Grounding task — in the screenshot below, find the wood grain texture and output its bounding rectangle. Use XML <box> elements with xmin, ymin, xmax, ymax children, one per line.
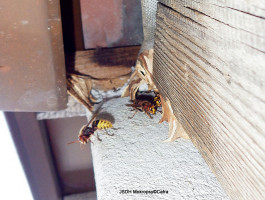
<box><xmin>153</xmin><ymin>2</ymin><xmax>265</xmax><ymax>199</ymax></box>
<box><xmin>67</xmin><ymin>46</ymin><xmax>140</xmax><ymax>79</ymax></box>
<box><xmin>66</xmin><ymin>46</ymin><xmax>140</xmax><ymax>91</ymax></box>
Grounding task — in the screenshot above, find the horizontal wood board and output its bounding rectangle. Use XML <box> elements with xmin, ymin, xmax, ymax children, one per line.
<box><xmin>153</xmin><ymin>2</ymin><xmax>265</xmax><ymax>199</ymax></box>
<box><xmin>67</xmin><ymin>46</ymin><xmax>140</xmax><ymax>79</ymax></box>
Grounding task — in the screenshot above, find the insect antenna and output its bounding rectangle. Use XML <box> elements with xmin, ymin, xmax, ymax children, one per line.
<box><xmin>67</xmin><ymin>140</ymin><xmax>80</xmax><ymax>145</ymax></box>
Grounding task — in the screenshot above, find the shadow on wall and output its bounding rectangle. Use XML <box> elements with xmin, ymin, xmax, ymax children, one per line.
<box><xmin>62</xmin><ymin>168</ymin><xmax>96</xmax><ymax>195</ymax></box>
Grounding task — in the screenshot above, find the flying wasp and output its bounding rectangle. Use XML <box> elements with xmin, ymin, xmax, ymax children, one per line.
<box><xmin>68</xmin><ymin>108</ymin><xmax>114</xmax><ymax>145</ymax></box>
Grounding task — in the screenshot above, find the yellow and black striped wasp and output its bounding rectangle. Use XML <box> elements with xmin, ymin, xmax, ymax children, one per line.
<box><xmin>153</xmin><ymin>92</ymin><xmax>161</xmax><ymax>107</ymax></box>
<box><xmin>126</xmin><ymin>91</ymin><xmax>162</xmax><ymax>119</ymax></box>
<box><xmin>68</xmin><ymin>107</ymin><xmax>114</xmax><ymax>145</ymax></box>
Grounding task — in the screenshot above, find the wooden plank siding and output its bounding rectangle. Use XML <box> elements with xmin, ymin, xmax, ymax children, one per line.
<box><xmin>71</xmin><ymin>46</ymin><xmax>140</xmax><ymax>79</ymax></box>
<box><xmin>66</xmin><ymin>46</ymin><xmax>140</xmax><ymax>91</ymax></box>
<box><xmin>153</xmin><ymin>1</ymin><xmax>265</xmax><ymax>199</ymax></box>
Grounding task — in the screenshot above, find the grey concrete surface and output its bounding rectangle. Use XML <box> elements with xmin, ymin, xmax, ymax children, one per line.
<box><xmin>88</xmin><ymin>97</ymin><xmax>229</xmax><ymax>200</ymax></box>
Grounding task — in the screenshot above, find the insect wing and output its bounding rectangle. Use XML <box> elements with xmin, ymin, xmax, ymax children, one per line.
<box><xmin>85</xmin><ymin>102</ymin><xmax>103</xmax><ymax>128</ymax></box>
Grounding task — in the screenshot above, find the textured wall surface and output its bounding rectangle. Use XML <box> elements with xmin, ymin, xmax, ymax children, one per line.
<box><xmin>89</xmin><ymin>97</ymin><xmax>228</xmax><ymax>200</ymax></box>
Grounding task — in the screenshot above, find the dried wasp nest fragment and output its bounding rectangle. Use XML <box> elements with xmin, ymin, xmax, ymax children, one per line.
<box><xmin>67</xmin><ymin>72</ymin><xmax>131</xmax><ymax>112</ymax></box>
<box><xmin>159</xmin><ymin>96</ymin><xmax>189</xmax><ymax>141</ymax></box>
<box><xmin>67</xmin><ymin>47</ymin><xmax>136</xmax><ymax>112</ymax></box>
<box><xmin>122</xmin><ymin>49</ymin><xmax>189</xmax><ymax>141</ymax></box>
<box><xmin>67</xmin><ymin>74</ymin><xmax>98</xmax><ymax>111</ymax></box>
<box><xmin>122</xmin><ymin>49</ymin><xmax>157</xmax><ymax>100</ymax></box>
